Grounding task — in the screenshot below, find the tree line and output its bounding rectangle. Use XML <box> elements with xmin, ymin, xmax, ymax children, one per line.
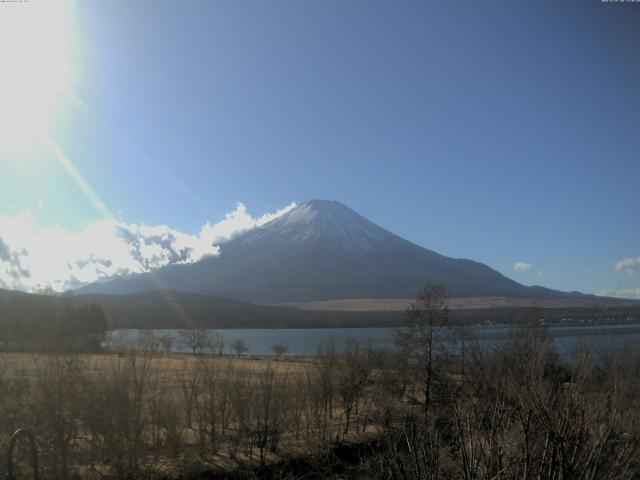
<box><xmin>0</xmin><ymin>294</ymin><xmax>107</xmax><ymax>352</ymax></box>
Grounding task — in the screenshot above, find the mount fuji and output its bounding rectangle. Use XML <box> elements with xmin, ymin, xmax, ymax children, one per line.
<box><xmin>77</xmin><ymin>200</ymin><xmax>583</xmax><ymax>303</ymax></box>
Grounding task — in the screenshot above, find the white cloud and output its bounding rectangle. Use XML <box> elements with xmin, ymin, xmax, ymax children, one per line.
<box><xmin>597</xmin><ymin>288</ymin><xmax>640</xmax><ymax>300</ymax></box>
<box><xmin>615</xmin><ymin>257</ymin><xmax>640</xmax><ymax>276</ymax></box>
<box><xmin>199</xmin><ymin>202</ymin><xmax>295</xmax><ymax>246</ymax></box>
<box><xmin>514</xmin><ymin>262</ymin><xmax>533</xmax><ymax>272</ymax></box>
<box><xmin>255</xmin><ymin>203</ymin><xmax>297</xmax><ymax>227</ymax></box>
<box><xmin>0</xmin><ymin>202</ymin><xmax>295</xmax><ymax>293</ymax></box>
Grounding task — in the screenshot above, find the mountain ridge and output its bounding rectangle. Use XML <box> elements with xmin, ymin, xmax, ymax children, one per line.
<box><xmin>77</xmin><ymin>200</ymin><xmax>593</xmax><ymax>302</ymax></box>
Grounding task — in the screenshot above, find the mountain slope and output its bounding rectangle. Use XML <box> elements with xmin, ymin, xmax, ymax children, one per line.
<box><xmin>72</xmin><ymin>290</ymin><xmax>404</xmax><ymax>328</ymax></box>
<box><xmin>4</xmin><ymin>288</ymin><xmax>637</xmax><ymax>330</ymax></box>
<box><xmin>78</xmin><ymin>200</ymin><xmax>579</xmax><ymax>302</ymax></box>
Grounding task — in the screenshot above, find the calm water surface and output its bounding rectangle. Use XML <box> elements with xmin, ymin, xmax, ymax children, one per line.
<box><xmin>107</xmin><ymin>323</ymin><xmax>640</xmax><ymax>356</ymax></box>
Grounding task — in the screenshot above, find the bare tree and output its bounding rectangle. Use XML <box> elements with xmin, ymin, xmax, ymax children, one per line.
<box><xmin>159</xmin><ymin>334</ymin><xmax>173</xmax><ymax>356</ymax></box>
<box><xmin>230</xmin><ymin>338</ymin><xmax>249</xmax><ymax>358</ymax></box>
<box><xmin>106</xmin><ymin>330</ymin><xmax>132</xmax><ymax>354</ymax></box>
<box><xmin>179</xmin><ymin>328</ymin><xmax>210</xmax><ymax>355</ymax></box>
<box><xmin>192</xmin><ymin>356</ymin><xmax>221</xmax><ymax>456</ymax></box>
<box><xmin>395</xmin><ymin>283</ymin><xmax>448</xmax><ymax>414</ymax></box>
<box><xmin>252</xmin><ymin>364</ymin><xmax>287</xmax><ymax>464</ymax></box>
<box><xmin>210</xmin><ymin>331</ymin><xmax>227</xmax><ymax>356</ymax></box>
<box><xmin>271</xmin><ymin>343</ymin><xmax>288</xmax><ymax>357</ymax></box>
<box><xmin>31</xmin><ymin>355</ymin><xmax>86</xmax><ymax>480</ymax></box>
<box><xmin>138</xmin><ymin>330</ymin><xmax>161</xmax><ymax>352</ymax></box>
<box><xmin>336</xmin><ymin>339</ymin><xmax>372</xmax><ymax>433</ymax></box>
<box><xmin>313</xmin><ymin>342</ymin><xmax>338</xmax><ymax>442</ymax></box>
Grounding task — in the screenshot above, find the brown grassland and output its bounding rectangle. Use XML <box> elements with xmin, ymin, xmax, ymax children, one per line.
<box><xmin>269</xmin><ymin>296</ymin><xmax>638</xmax><ymax>312</ymax></box>
<box><xmin>1</xmin><ymin>286</ymin><xmax>640</xmax><ymax>479</ymax></box>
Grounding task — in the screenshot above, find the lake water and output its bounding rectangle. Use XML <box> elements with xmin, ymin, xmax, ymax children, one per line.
<box><xmin>107</xmin><ymin>323</ymin><xmax>640</xmax><ymax>356</ymax></box>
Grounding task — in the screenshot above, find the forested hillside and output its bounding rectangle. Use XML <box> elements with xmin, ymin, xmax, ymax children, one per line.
<box><xmin>0</xmin><ymin>290</ymin><xmax>107</xmax><ymax>351</ymax></box>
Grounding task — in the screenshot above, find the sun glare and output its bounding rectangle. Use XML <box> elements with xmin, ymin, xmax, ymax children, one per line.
<box><xmin>0</xmin><ymin>0</ymin><xmax>75</xmax><ymax>157</ymax></box>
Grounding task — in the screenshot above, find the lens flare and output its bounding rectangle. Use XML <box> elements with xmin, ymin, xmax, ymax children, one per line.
<box><xmin>0</xmin><ymin>0</ymin><xmax>76</xmax><ymax>157</ymax></box>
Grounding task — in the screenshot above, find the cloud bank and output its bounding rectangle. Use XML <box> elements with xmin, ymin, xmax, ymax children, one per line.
<box><xmin>0</xmin><ymin>202</ymin><xmax>295</xmax><ymax>293</ymax></box>
<box><xmin>597</xmin><ymin>288</ymin><xmax>640</xmax><ymax>301</ymax></box>
<box><xmin>513</xmin><ymin>262</ymin><xmax>533</xmax><ymax>272</ymax></box>
<box><xmin>615</xmin><ymin>257</ymin><xmax>640</xmax><ymax>276</ymax></box>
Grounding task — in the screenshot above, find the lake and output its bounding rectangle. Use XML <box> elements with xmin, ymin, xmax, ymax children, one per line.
<box><xmin>106</xmin><ymin>323</ymin><xmax>640</xmax><ymax>356</ymax></box>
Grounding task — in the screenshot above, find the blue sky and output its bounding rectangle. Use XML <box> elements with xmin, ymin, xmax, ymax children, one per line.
<box><xmin>0</xmin><ymin>0</ymin><xmax>639</xmax><ymax>296</ymax></box>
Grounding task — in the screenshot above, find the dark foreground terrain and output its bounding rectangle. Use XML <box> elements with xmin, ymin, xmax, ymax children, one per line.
<box><xmin>1</xmin><ymin>322</ymin><xmax>640</xmax><ymax>479</ymax></box>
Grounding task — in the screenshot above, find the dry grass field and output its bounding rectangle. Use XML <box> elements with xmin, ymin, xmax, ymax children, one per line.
<box><xmin>0</xmin><ymin>344</ymin><xmax>387</xmax><ymax>479</ymax></box>
<box><xmin>0</xmin><ymin>351</ymin><xmax>312</xmax><ymax>381</ymax></box>
<box><xmin>2</xmin><ymin>319</ymin><xmax>640</xmax><ymax>479</ymax></box>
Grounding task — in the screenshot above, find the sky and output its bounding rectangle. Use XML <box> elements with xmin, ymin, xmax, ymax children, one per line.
<box><xmin>0</xmin><ymin>0</ymin><xmax>639</xmax><ymax>297</ymax></box>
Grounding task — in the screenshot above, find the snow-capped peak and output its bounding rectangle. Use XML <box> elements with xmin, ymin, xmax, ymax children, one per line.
<box><xmin>253</xmin><ymin>200</ymin><xmax>394</xmax><ymax>250</ymax></box>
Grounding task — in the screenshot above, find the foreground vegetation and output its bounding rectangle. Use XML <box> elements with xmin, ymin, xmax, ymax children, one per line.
<box><xmin>1</xmin><ymin>286</ymin><xmax>640</xmax><ymax>479</ymax></box>
<box><xmin>2</xmin><ymin>332</ymin><xmax>639</xmax><ymax>479</ymax></box>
